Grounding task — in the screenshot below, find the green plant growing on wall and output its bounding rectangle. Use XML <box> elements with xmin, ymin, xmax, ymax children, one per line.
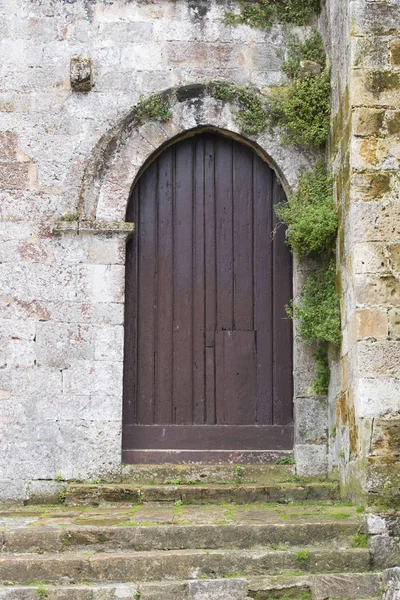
<box><xmin>133</xmin><ymin>93</ymin><xmax>172</xmax><ymax>124</ymax></box>
<box><xmin>210</xmin><ymin>83</ymin><xmax>268</xmax><ymax>135</ymax></box>
<box><xmin>266</xmin><ymin>30</ymin><xmax>330</xmax><ymax>148</ymax></box>
<box><xmin>283</xmin><ymin>29</ymin><xmax>326</xmax><ymax>79</ymax></box>
<box><xmin>267</xmin><ymin>69</ymin><xmax>330</xmax><ymax>148</ymax></box>
<box><xmin>287</xmin><ymin>263</ymin><xmax>341</xmax><ymax>348</ymax></box>
<box><xmin>224</xmin><ymin>0</ymin><xmax>320</xmax><ymax>31</ymax></box>
<box><xmin>275</xmin><ymin>162</ymin><xmax>337</xmax><ymax>256</ymax></box>
<box><xmin>285</xmin><ymin>262</ymin><xmax>341</xmax><ymax>393</ymax></box>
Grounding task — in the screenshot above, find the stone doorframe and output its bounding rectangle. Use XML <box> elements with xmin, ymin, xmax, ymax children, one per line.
<box><xmin>74</xmin><ymin>83</ymin><xmax>328</xmax><ymax>476</ymax></box>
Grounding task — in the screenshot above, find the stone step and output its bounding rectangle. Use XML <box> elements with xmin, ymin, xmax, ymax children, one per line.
<box><xmin>248</xmin><ymin>572</ymin><xmax>382</xmax><ymax>599</ymax></box>
<box><xmin>65</xmin><ymin>482</ymin><xmax>339</xmax><ymax>506</ymax></box>
<box><xmin>0</xmin><ymin>574</ymin><xmax>382</xmax><ymax>600</ymax></box>
<box><xmin>120</xmin><ymin>463</ymin><xmax>295</xmax><ymax>485</ymax></box>
<box><xmin>0</xmin><ymin>548</ymin><xmax>371</xmax><ymax>584</ymax></box>
<box><xmin>1</xmin><ymin>520</ymin><xmax>362</xmax><ymax>554</ymax></box>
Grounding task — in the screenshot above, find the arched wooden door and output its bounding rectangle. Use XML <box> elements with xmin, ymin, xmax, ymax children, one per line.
<box><xmin>123</xmin><ymin>132</ymin><xmax>293</xmax><ymax>463</ymax></box>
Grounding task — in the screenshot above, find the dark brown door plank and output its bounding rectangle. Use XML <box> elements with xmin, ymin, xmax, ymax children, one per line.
<box><xmin>136</xmin><ymin>164</ymin><xmax>157</xmax><ymax>424</ymax></box>
<box><xmin>155</xmin><ymin>150</ymin><xmax>174</xmax><ymax>424</ymax></box>
<box><xmin>215</xmin><ymin>136</ymin><xmax>233</xmax><ymax>332</ymax></box>
<box><xmin>233</xmin><ymin>143</ymin><xmax>254</xmax><ymax>331</ymax></box>
<box><xmin>193</xmin><ymin>137</ymin><xmax>206</xmax><ymax>424</ymax></box>
<box><xmin>253</xmin><ymin>155</ymin><xmax>273</xmax><ymax>425</ymax></box>
<box><xmin>272</xmin><ymin>177</ymin><xmax>293</xmax><ymax>425</ymax></box>
<box><xmin>173</xmin><ymin>139</ymin><xmax>194</xmax><ymax>424</ymax></box>
<box><xmin>123</xmin><ymin>424</ymin><xmax>294</xmax><ymax>450</ymax></box>
<box><xmin>215</xmin><ymin>331</ymin><xmax>257</xmax><ymax>425</ymax></box>
<box><xmin>204</xmin><ymin>137</ymin><xmax>217</xmax><ymax>424</ymax></box>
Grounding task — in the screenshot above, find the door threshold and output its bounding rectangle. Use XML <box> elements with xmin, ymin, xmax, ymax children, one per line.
<box><xmin>122</xmin><ymin>449</ymin><xmax>294</xmax><ymax>465</ymax></box>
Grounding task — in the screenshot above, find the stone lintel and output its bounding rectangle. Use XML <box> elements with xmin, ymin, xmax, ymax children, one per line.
<box><xmin>53</xmin><ymin>220</ymin><xmax>135</xmax><ymax>236</ymax></box>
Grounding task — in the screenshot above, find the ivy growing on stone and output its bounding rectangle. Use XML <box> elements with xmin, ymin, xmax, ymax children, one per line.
<box><xmin>224</xmin><ymin>0</ymin><xmax>321</xmax><ymax>31</ymax></box>
<box><xmin>275</xmin><ymin>161</ymin><xmax>337</xmax><ymax>256</ymax></box>
<box><xmin>210</xmin><ymin>83</ymin><xmax>268</xmax><ymax>135</ymax></box>
<box><xmin>276</xmin><ymin>164</ymin><xmax>340</xmax><ymax>393</ymax></box>
<box><xmin>282</xmin><ymin>29</ymin><xmax>326</xmax><ymax>79</ymax></box>
<box><xmin>132</xmin><ymin>93</ymin><xmax>172</xmax><ymax>124</ymax></box>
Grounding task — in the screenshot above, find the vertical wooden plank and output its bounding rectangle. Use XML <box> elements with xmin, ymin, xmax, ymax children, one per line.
<box><xmin>123</xmin><ymin>187</ymin><xmax>138</xmax><ymax>429</ymax></box>
<box><xmin>215</xmin><ymin>136</ymin><xmax>234</xmax><ymax>331</ymax></box>
<box><xmin>215</xmin><ymin>331</ymin><xmax>257</xmax><ymax>424</ymax></box>
<box><xmin>193</xmin><ymin>136</ymin><xmax>206</xmax><ymax>424</ymax></box>
<box><xmin>155</xmin><ymin>148</ymin><xmax>174</xmax><ymax>424</ymax></box>
<box><xmin>254</xmin><ymin>155</ymin><xmax>273</xmax><ymax>425</ymax></box>
<box><xmin>233</xmin><ymin>142</ymin><xmax>254</xmax><ymax>331</ymax></box>
<box><xmin>136</xmin><ymin>164</ymin><xmax>157</xmax><ymax>424</ymax></box>
<box><xmin>272</xmin><ymin>177</ymin><xmax>293</xmax><ymax>425</ymax></box>
<box><xmin>173</xmin><ymin>139</ymin><xmax>194</xmax><ymax>424</ymax></box>
<box><xmin>204</xmin><ymin>136</ymin><xmax>217</xmax><ymax>424</ymax></box>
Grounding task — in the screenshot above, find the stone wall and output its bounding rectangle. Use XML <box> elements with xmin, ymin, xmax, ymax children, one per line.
<box><xmin>0</xmin><ymin>0</ymin><xmax>324</xmax><ymax>502</ymax></box>
<box><xmin>1</xmin><ymin>0</ymin><xmax>398</xmax><ymax>504</ymax></box>
<box><xmin>327</xmin><ymin>0</ymin><xmax>400</xmax><ymax>505</ymax></box>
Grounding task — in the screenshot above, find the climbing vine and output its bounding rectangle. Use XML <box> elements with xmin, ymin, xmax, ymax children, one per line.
<box><xmin>224</xmin><ymin>0</ymin><xmax>321</xmax><ymax>30</ymax></box>
<box><xmin>278</xmin><ymin>166</ymin><xmax>340</xmax><ymax>393</ymax></box>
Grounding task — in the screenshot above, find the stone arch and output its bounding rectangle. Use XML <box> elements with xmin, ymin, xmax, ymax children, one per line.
<box><xmin>78</xmin><ymin>83</ymin><xmax>317</xmax><ymax>222</ymax></box>
<box><xmin>76</xmin><ymin>82</ymin><xmax>326</xmax><ymax>474</ymax></box>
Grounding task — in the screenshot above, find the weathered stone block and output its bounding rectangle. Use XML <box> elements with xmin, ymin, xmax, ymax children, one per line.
<box><xmin>357</xmin><ymin>340</ymin><xmax>400</xmax><ymax>377</ymax></box>
<box><xmin>351</xmin><ymin>70</ymin><xmax>400</xmax><ymax>107</ymax></box>
<box><xmin>391</xmin><ymin>39</ymin><xmax>400</xmax><ymax>65</ymax></box>
<box><xmin>355</xmin><ymin>378</ymin><xmax>400</xmax><ymax>419</ymax></box>
<box><xmin>70</xmin><ymin>57</ymin><xmax>93</xmax><ymax>92</ymax></box>
<box><xmin>36</xmin><ymin>322</ymin><xmax>95</xmax><ymax>368</ymax></box>
<box><xmin>351</xmin><ymin>243</ymin><xmax>389</xmax><ymax>274</ymax></box>
<box><xmin>386</xmin><ymin>110</ymin><xmax>400</xmax><ymax>136</ymax></box>
<box><xmin>294</xmin><ymin>398</ymin><xmax>328</xmax><ymax>445</ymax></box>
<box><xmin>0</xmin><ymin>131</ymin><xmax>18</xmax><ymax>160</ymax></box>
<box><xmin>295</xmin><ymin>445</ymin><xmax>328</xmax><ymax>477</ymax></box>
<box><xmin>0</xmin><ymin>163</ymin><xmax>30</xmax><ymax>190</ymax></box>
<box><xmin>354</xmin><ymin>274</ymin><xmax>400</xmax><ymax>306</ymax></box>
<box><xmin>352</xmin><ymin>108</ymin><xmax>385</xmax><ymax>137</ymax></box>
<box><xmin>188</xmin><ymin>578</ymin><xmax>247</xmax><ymax>600</ymax></box>
<box><xmin>388</xmin><ymin>308</ymin><xmax>400</xmax><ymax>340</ymax></box>
<box><xmin>351</xmin><ymin>170</ymin><xmax>393</xmax><ymax>201</ymax></box>
<box><xmin>349</xmin><ymin>309</ymin><xmax>388</xmax><ymax>345</ymax></box>
<box><xmin>352</xmin><ymin>37</ymin><xmax>390</xmax><ymax>69</ymax></box>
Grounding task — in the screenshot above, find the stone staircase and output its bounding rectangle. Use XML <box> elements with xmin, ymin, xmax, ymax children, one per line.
<box><xmin>0</xmin><ymin>465</ymin><xmax>383</xmax><ymax>599</ymax></box>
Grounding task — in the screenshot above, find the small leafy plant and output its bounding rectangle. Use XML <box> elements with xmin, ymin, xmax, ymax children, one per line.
<box><xmin>275</xmin><ymin>162</ymin><xmax>337</xmax><ymax>257</ymax></box>
<box><xmin>283</xmin><ymin>29</ymin><xmax>326</xmax><ymax>80</ymax></box>
<box><xmin>224</xmin><ymin>0</ymin><xmax>321</xmax><ymax>31</ymax></box>
<box><xmin>133</xmin><ymin>93</ymin><xmax>172</xmax><ymax>124</ymax></box>
<box><xmin>287</xmin><ymin>263</ymin><xmax>341</xmax><ymax>348</ymax></box>
<box><xmin>268</xmin><ymin>69</ymin><xmax>331</xmax><ymax>148</ymax></box>
<box><xmin>275</xmin><ymin>456</ymin><xmax>296</xmax><ymax>465</ymax></box>
<box><xmin>210</xmin><ymin>83</ymin><xmax>268</xmax><ymax>135</ymax></box>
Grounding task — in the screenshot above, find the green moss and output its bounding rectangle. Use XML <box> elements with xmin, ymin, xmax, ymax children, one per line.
<box><xmin>224</xmin><ymin>0</ymin><xmax>320</xmax><ymax>30</ymax></box>
<box><xmin>313</xmin><ymin>345</ymin><xmax>330</xmax><ymax>394</ymax></box>
<box><xmin>58</xmin><ymin>490</ymin><xmax>66</xmax><ymax>504</ymax></box>
<box><xmin>133</xmin><ymin>93</ymin><xmax>172</xmax><ymax>124</ymax></box>
<box><xmin>275</xmin><ymin>162</ymin><xmax>336</xmax><ymax>257</ymax></box>
<box><xmin>353</xmin><ymin>533</ymin><xmax>369</xmax><ymax>548</ymax></box>
<box><xmin>36</xmin><ymin>587</ymin><xmax>47</xmax><ymax>599</ymax></box>
<box><xmin>283</xmin><ymin>29</ymin><xmax>326</xmax><ymax>79</ymax></box>
<box><xmin>275</xmin><ymin>456</ymin><xmax>296</xmax><ymax>465</ymax></box>
<box><xmin>61</xmin><ymin>212</ymin><xmax>79</xmax><ymax>223</ymax></box>
<box><xmin>210</xmin><ymin>83</ymin><xmax>268</xmax><ymax>135</ymax></box>
<box><xmin>268</xmin><ymin>68</ymin><xmax>331</xmax><ymax>148</ymax></box>
<box><xmin>287</xmin><ymin>262</ymin><xmax>341</xmax><ymax>347</ymax></box>
<box><xmin>295</xmin><ymin>550</ymin><xmax>311</xmax><ymax>566</ymax></box>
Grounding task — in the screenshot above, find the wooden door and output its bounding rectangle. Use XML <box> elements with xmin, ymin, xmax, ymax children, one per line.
<box><xmin>123</xmin><ymin>132</ymin><xmax>293</xmax><ymax>462</ymax></box>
